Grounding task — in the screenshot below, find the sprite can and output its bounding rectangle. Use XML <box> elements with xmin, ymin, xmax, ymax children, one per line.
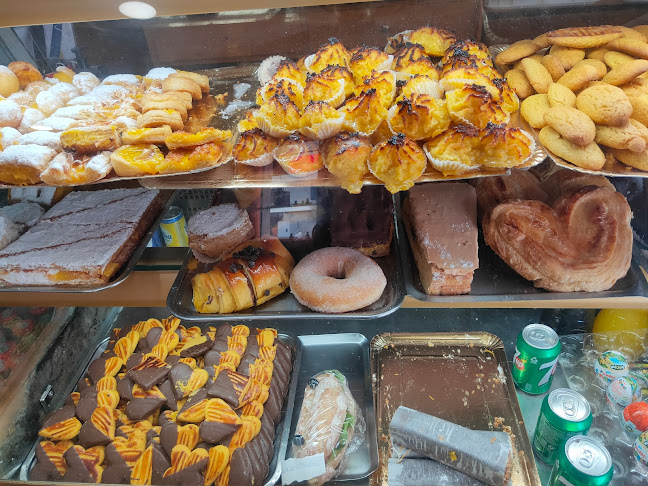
<box><xmin>548</xmin><ymin>435</ymin><xmax>613</xmax><ymax>486</ymax></box>
<box><xmin>159</xmin><ymin>206</ymin><xmax>188</xmax><ymax>247</ymax></box>
<box><xmin>512</xmin><ymin>323</ymin><xmax>561</xmax><ymax>394</ymax></box>
<box><xmin>533</xmin><ymin>388</ymin><xmax>593</xmax><ymax>464</ymax></box>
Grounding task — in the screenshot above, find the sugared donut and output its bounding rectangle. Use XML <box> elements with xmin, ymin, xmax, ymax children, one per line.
<box><xmin>290</xmin><ymin>247</ymin><xmax>386</xmax><ymax>313</ymax></box>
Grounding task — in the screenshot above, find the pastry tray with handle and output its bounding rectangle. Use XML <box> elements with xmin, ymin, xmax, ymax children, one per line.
<box><xmin>18</xmin><ymin>330</ymin><xmax>303</xmax><ymax>486</ymax></box>
<box><xmin>490</xmin><ymin>44</ymin><xmax>648</xmax><ymax>179</ymax></box>
<box><xmin>396</xmin><ymin>191</ymin><xmax>647</xmax><ymax>303</ymax></box>
<box><xmin>0</xmin><ymin>189</ymin><xmax>176</xmax><ymax>293</ymax></box>
<box><xmin>279</xmin><ymin>333</ymin><xmax>380</xmax><ymax>483</ymax></box>
<box><xmin>369</xmin><ymin>331</ymin><xmax>541</xmax><ymax>486</ymax></box>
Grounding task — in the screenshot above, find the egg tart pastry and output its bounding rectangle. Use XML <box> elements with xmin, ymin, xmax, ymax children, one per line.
<box><xmin>303</xmin><ymin>73</ymin><xmax>346</xmax><ymax>108</ymax></box>
<box><xmin>368</xmin><ymin>133</ymin><xmax>427</xmax><ymax>193</ymax></box>
<box><xmin>122</xmin><ymin>126</ymin><xmax>173</xmax><ymax>145</ymax></box>
<box><xmin>165</xmin><ymin>128</ymin><xmax>232</xmax><ymax>150</ymax></box>
<box><xmin>233</xmin><ymin>128</ymin><xmax>279</xmax><ymax>167</ymax></box>
<box><xmin>304</xmin><ymin>38</ymin><xmax>351</xmax><ymax>72</ymax></box>
<box><xmin>272</xmin><ymin>59</ymin><xmax>307</xmax><ymax>86</ymax></box>
<box><xmin>443</xmin><ymin>40</ymin><xmax>492</xmax><ymax>65</ymax></box>
<box><xmin>111</xmin><ymin>144</ymin><xmax>164</xmax><ymax>177</ymax></box>
<box><xmin>400</xmin><ymin>75</ymin><xmax>444</xmax><ymax>98</ymax></box>
<box><xmin>353</xmin><ymin>69</ymin><xmax>396</xmax><ymax>107</ymax></box>
<box><xmin>340</xmin><ymin>88</ymin><xmax>387</xmax><ymax>136</ymax></box>
<box><xmin>318</xmin><ymin>65</ymin><xmax>356</xmax><ymax>98</ymax></box>
<box><xmin>387</xmin><ymin>94</ymin><xmax>451</xmax><ymax>140</ymax></box>
<box><xmin>60</xmin><ymin>126</ymin><xmax>121</xmax><ymax>155</ymax></box>
<box><xmin>40</xmin><ymin>151</ymin><xmax>112</xmax><ymax>185</ymax></box>
<box><xmin>385</xmin><ymin>30</ymin><xmax>412</xmax><ymax>54</ymax></box>
<box><xmin>137</xmin><ymin>109</ymin><xmax>184</xmax><ymax>131</ymax></box>
<box><xmin>423</xmin><ymin>125</ymin><xmax>482</xmax><ymax>176</ymax></box>
<box><xmin>256</xmin><ymin>77</ymin><xmax>304</xmax><ymax>109</ymax></box>
<box><xmin>445</xmin><ymin>84</ymin><xmax>510</xmax><ymax>128</ymax></box>
<box><xmin>254</xmin><ymin>94</ymin><xmax>301</xmax><ymax>138</ymax></box>
<box><xmin>479</xmin><ymin>124</ymin><xmax>535</xmax><ymax>169</ymax></box>
<box><xmin>299</xmin><ymin>101</ymin><xmax>345</xmax><ymax>140</ymax></box>
<box><xmin>162</xmin><ymin>76</ymin><xmax>202</xmax><ymax>101</ymax></box>
<box><xmin>274</xmin><ymin>134</ymin><xmax>323</xmax><ymax>177</ymax></box>
<box><xmin>322</xmin><ymin>131</ymin><xmax>372</xmax><ymax>194</ymax></box>
<box><xmin>237</xmin><ymin>111</ymin><xmax>258</xmax><ymax>133</ymax></box>
<box><xmin>170</xmin><ymin>71</ymin><xmax>210</xmax><ymax>93</ymax></box>
<box><xmin>0</xmin><ymin>144</ymin><xmax>56</xmax><ymax>185</ymax></box>
<box><xmin>409</xmin><ymin>26</ymin><xmax>457</xmax><ymax>57</ymax></box>
<box><xmin>159</xmin><ymin>141</ymin><xmax>223</xmax><ymax>174</ymax></box>
<box><xmin>349</xmin><ymin>47</ymin><xmax>393</xmax><ymax>82</ymax></box>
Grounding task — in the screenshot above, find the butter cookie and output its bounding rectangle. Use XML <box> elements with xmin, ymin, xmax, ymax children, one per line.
<box><xmin>602</xmin><ymin>59</ymin><xmax>648</xmax><ymax>86</ymax></box>
<box><xmin>541</xmin><ymin>55</ymin><xmax>566</xmax><ymax>81</ymax></box>
<box><xmin>521</xmin><ymin>94</ymin><xmax>551</xmax><ymax>128</ymax></box>
<box><xmin>550</xmin><ymin>45</ymin><xmax>586</xmax><ymax>70</ymax></box>
<box><xmin>595</xmin><ymin>119</ymin><xmax>648</xmax><ymax>152</ymax></box>
<box><xmin>547</xmin><ymin>82</ymin><xmax>577</xmax><ymax>108</ymax></box>
<box><xmin>495</xmin><ymin>40</ymin><xmax>541</xmax><ymax>66</ymax></box>
<box><xmin>539</xmin><ymin>126</ymin><xmax>606</xmax><ymax>170</ymax></box>
<box><xmin>520</xmin><ymin>58</ymin><xmax>553</xmax><ymax>94</ymax></box>
<box><xmin>557</xmin><ymin>64</ymin><xmax>601</xmax><ymax>91</ymax></box>
<box><xmin>544</xmin><ymin>106</ymin><xmax>596</xmax><ymax>145</ymax></box>
<box><xmin>505</xmin><ymin>69</ymin><xmax>534</xmax><ymax>99</ymax></box>
<box><xmin>576</xmin><ymin>84</ymin><xmax>632</xmax><ymax>126</ymax></box>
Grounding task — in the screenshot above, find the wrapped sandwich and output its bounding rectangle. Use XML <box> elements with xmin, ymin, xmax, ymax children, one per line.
<box><xmin>291</xmin><ymin>370</ymin><xmax>365</xmax><ymax>485</ymax></box>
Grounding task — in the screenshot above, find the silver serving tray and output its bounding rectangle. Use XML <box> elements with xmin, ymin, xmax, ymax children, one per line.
<box><xmin>281</xmin><ymin>334</ymin><xmax>379</xmax><ymax>483</ymax></box>
<box><xmin>0</xmin><ymin>190</ymin><xmax>175</xmax><ymax>293</ymax></box>
<box><xmin>19</xmin><ymin>330</ymin><xmax>302</xmax><ymax>486</ymax></box>
<box><xmin>397</xmin><ymin>192</ymin><xmax>647</xmax><ymax>302</ymax></box>
<box><xmin>166</xmin><ymin>208</ymin><xmax>404</xmax><ymax>321</ymax></box>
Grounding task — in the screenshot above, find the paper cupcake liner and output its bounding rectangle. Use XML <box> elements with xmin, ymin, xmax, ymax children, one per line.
<box><xmin>440</xmin><ymin>77</ymin><xmax>486</xmax><ymax>92</ymax></box>
<box><xmin>394</xmin><ymin>71</ymin><xmax>413</xmax><ymax>83</ymax></box>
<box><xmin>299</xmin><ymin>115</ymin><xmax>345</xmax><ymax>141</ymax></box>
<box><xmin>254</xmin><ymin>113</ymin><xmax>296</xmax><ymax>138</ymax></box>
<box><xmin>423</xmin><ymin>145</ymin><xmax>478</xmax><ymax>176</ymax></box>
<box><xmin>405</xmin><ymin>79</ymin><xmax>444</xmax><ymax>98</ymax></box>
<box><xmin>235</xmin><ymin>151</ymin><xmax>274</xmax><ymax>167</ymax></box>
<box><xmin>322</xmin><ymin>79</ymin><xmax>346</xmax><ymax>108</ymax></box>
<box><xmin>480</xmin><ymin>130</ymin><xmax>537</xmax><ymax>169</ymax></box>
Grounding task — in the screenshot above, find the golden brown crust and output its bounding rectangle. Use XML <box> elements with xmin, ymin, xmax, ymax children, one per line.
<box><xmin>546</xmin><ymin>25</ymin><xmax>623</xmax><ymax>48</ymax></box>
<box><xmin>162</xmin><ymin>76</ymin><xmax>202</xmax><ymax>100</ymax></box>
<box><xmin>136</xmin><ymin>109</ymin><xmax>184</xmax><ymax>131</ymax></box>
<box><xmin>8</xmin><ymin>61</ymin><xmax>42</xmax><ymax>88</ymax></box>
<box><xmin>495</xmin><ymin>40</ymin><xmax>541</xmax><ymax>66</ymax></box>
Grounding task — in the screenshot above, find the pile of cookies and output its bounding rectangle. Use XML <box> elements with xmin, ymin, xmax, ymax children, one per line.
<box><xmin>234</xmin><ymin>27</ymin><xmax>536</xmax><ymax>194</ymax></box>
<box><xmin>0</xmin><ymin>62</ymin><xmax>231</xmax><ymax>186</ymax></box>
<box><xmin>495</xmin><ymin>25</ymin><xmax>648</xmax><ymax>173</ymax></box>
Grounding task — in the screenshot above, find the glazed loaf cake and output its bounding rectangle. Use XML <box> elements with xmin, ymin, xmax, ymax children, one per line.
<box><xmin>0</xmin><ymin>188</ymin><xmax>161</xmax><ymax>286</ymax></box>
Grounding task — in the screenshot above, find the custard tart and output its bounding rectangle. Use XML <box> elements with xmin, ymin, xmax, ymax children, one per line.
<box><xmin>387</xmin><ymin>94</ymin><xmax>451</xmax><ymax>140</ymax></box>
<box><xmin>111</xmin><ymin>144</ymin><xmax>164</xmax><ymax>177</ymax></box>
<box><xmin>368</xmin><ymin>133</ymin><xmax>427</xmax><ymax>193</ymax></box>
<box><xmin>159</xmin><ymin>141</ymin><xmax>222</xmax><ymax>174</ymax></box>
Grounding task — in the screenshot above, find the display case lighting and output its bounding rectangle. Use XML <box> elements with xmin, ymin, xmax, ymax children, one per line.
<box><xmin>118</xmin><ymin>1</ymin><xmax>157</xmax><ymax>19</ymax></box>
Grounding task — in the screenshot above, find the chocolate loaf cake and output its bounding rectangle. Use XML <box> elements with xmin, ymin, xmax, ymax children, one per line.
<box><xmin>31</xmin><ymin>319</ymin><xmax>293</xmax><ymax>486</ymax></box>
<box><xmin>0</xmin><ymin>188</ymin><xmax>161</xmax><ymax>286</ymax></box>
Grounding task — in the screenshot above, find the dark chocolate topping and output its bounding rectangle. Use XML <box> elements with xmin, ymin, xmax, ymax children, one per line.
<box><xmin>159</xmin><ymin>422</ymin><xmax>179</xmax><ymax>458</ymax></box>
<box><xmin>62</xmin><ymin>447</ymin><xmax>95</xmax><ymax>483</ymax></box>
<box><xmin>211</xmin><ymin>338</ymin><xmax>229</xmax><ymax>353</ymax></box>
<box><xmin>76</xmin><ymin>377</ymin><xmax>92</xmax><ymax>393</ymax></box>
<box><xmin>199</xmin><ymin>419</ymin><xmax>240</xmax><ymax>444</ymax></box>
<box><xmin>151</xmin><ymin>441</ymin><xmax>171</xmax><ymax>485</ymax></box>
<box><xmin>246</xmin><ymin>441</ymin><xmax>265</xmax><ymax>485</ymax></box>
<box><xmin>160</xmin><ymin>456</ymin><xmax>207</xmax><ymax>486</ymax></box>
<box><xmin>215</xmin><ymin>324</ymin><xmax>232</xmax><ymax>337</ymax></box>
<box><xmin>206</xmin><ymin>370</ymin><xmax>239</xmax><ymax>407</ymax></box>
<box><xmin>87</xmin><ymin>357</ymin><xmax>109</xmax><ymax>384</ymax></box>
<box><xmin>117</xmin><ymin>375</ymin><xmax>135</xmax><ymax>401</ymax></box>
<box><xmin>126</xmin><ymin>352</ymin><xmax>145</xmax><ymax>370</ymax></box>
<box><xmin>179</xmin><ymin>388</ymin><xmax>209</xmax><ymax>416</ymax></box>
<box><xmin>166</xmin><ymin>355</ymin><xmax>181</xmax><ymax>366</ymax></box>
<box><xmin>124</xmin><ymin>394</ymin><xmax>165</xmax><ymax>421</ymax></box>
<box><xmin>158</xmin><ymin>380</ymin><xmax>179</xmax><ymax>411</ymax></box>
<box><xmin>203</xmin><ymin>349</ymin><xmax>222</xmax><ymax>367</ymax></box>
<box><xmin>127</xmin><ymin>356</ymin><xmax>170</xmax><ymax>390</ymax></box>
<box><xmin>102</xmin><ymin>462</ymin><xmax>131</xmax><ymax>485</ymax></box>
<box><xmin>31</xmin><ymin>443</ymin><xmax>64</xmax><ymax>481</ymax></box>
<box><xmin>43</xmin><ymin>405</ymin><xmax>76</xmax><ymax>428</ymax></box>
<box><xmin>229</xmin><ymin>448</ymin><xmax>254</xmax><ymax>486</ymax></box>
<box><xmin>78</xmin><ymin>419</ymin><xmax>112</xmax><ymax>448</ymax></box>
<box><xmin>180</xmin><ymin>335</ymin><xmax>213</xmax><ymax>358</ymax></box>
<box><xmin>140</xmin><ymin>326</ymin><xmax>163</xmax><ymax>353</ymax></box>
<box><xmin>169</xmin><ymin>362</ymin><xmax>194</xmax><ymax>400</ymax></box>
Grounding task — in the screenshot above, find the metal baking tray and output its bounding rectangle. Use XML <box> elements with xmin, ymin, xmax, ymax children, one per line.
<box><xmin>397</xmin><ymin>192</ymin><xmax>647</xmax><ymax>302</ymax></box>
<box><xmin>19</xmin><ymin>330</ymin><xmax>302</xmax><ymax>486</ymax></box>
<box><xmin>280</xmin><ymin>334</ymin><xmax>379</xmax><ymax>483</ymax></box>
<box><xmin>490</xmin><ymin>44</ymin><xmax>648</xmax><ymax>179</ymax></box>
<box><xmin>0</xmin><ymin>189</ymin><xmax>175</xmax><ymax>293</ymax></box>
<box><xmin>141</xmin><ymin>64</ymin><xmax>547</xmax><ymax>191</ymax></box>
<box><xmin>370</xmin><ymin>332</ymin><xmax>540</xmax><ymax>486</ymax></box>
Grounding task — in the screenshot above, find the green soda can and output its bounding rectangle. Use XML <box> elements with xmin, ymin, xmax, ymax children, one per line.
<box><xmin>548</xmin><ymin>435</ymin><xmax>613</xmax><ymax>486</ymax></box>
<box><xmin>512</xmin><ymin>323</ymin><xmax>561</xmax><ymax>394</ymax></box>
<box><xmin>534</xmin><ymin>388</ymin><xmax>593</xmax><ymax>464</ymax></box>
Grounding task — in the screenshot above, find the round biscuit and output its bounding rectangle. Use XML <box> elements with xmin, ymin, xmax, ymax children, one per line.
<box><xmin>544</xmin><ymin>106</ymin><xmax>596</xmax><ymax>145</ymax></box>
<box><xmin>550</xmin><ymin>45</ymin><xmax>586</xmax><ymax>70</ymax></box>
<box><xmin>602</xmin><ymin>59</ymin><xmax>648</xmax><ymax>86</ymax></box>
<box><xmin>572</xmin><ymin>59</ymin><xmax>608</xmax><ymax>79</ymax></box>
<box><xmin>542</xmin><ymin>55</ymin><xmax>566</xmax><ymax>81</ymax></box>
<box><xmin>520</xmin><ymin>94</ymin><xmax>551</xmax><ymax>128</ymax></box>
<box><xmin>621</xmin><ymin>78</ymin><xmax>648</xmax><ymax>98</ymax></box>
<box><xmin>576</xmin><ymin>84</ymin><xmax>633</xmax><ymax>126</ymax></box>
<box><xmin>595</xmin><ymin>121</ymin><xmax>647</xmax><ymax>152</ymax></box>
<box><xmin>557</xmin><ymin>65</ymin><xmax>600</xmax><ymax>91</ymax></box>
<box><xmin>520</xmin><ymin>57</ymin><xmax>553</xmax><ymax>94</ymax></box>
<box><xmin>505</xmin><ymin>69</ymin><xmax>534</xmax><ymax>99</ymax></box>
<box><xmin>538</xmin><ymin>126</ymin><xmax>606</xmax><ymax>170</ymax></box>
<box><xmin>547</xmin><ymin>82</ymin><xmax>577</xmax><ymax>108</ymax></box>
<box><xmin>495</xmin><ymin>40</ymin><xmax>541</xmax><ymax>66</ymax></box>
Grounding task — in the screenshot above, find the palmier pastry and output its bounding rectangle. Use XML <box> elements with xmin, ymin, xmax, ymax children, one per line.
<box><xmin>298</xmin><ymin>101</ymin><xmax>344</xmax><ymax>140</ymax></box>
<box><xmin>423</xmin><ymin>125</ymin><xmax>482</xmax><ymax>176</ymax></box>
<box><xmin>60</xmin><ymin>126</ymin><xmax>120</xmax><ymax>155</ymax></box>
<box><xmin>340</xmin><ymin>89</ymin><xmax>387</xmax><ymax>136</ymax></box>
<box><xmin>143</xmin><ymin>91</ymin><xmax>193</xmax><ymax>110</ymax></box>
<box><xmin>445</xmin><ymin>84</ymin><xmax>510</xmax><ymax>128</ymax></box>
<box><xmin>254</xmin><ymin>94</ymin><xmax>301</xmax><ymax>138</ymax></box>
<box><xmin>233</xmin><ymin>128</ymin><xmax>279</xmax><ymax>167</ymax></box>
<box><xmin>162</xmin><ymin>76</ymin><xmax>202</xmax><ymax>100</ymax></box>
<box><xmin>303</xmin><ymin>72</ymin><xmax>346</xmax><ymax>108</ymax></box>
<box><xmin>142</xmin><ymin>97</ymin><xmax>188</xmax><ymax>120</ymax></box>
<box><xmin>40</xmin><ymin>151</ymin><xmax>112</xmax><ymax>185</ymax></box>
<box><xmin>353</xmin><ymin>69</ymin><xmax>396</xmax><ymax>107</ymax></box>
<box><xmin>322</xmin><ymin>132</ymin><xmax>372</xmax><ymax>194</ymax></box>
<box><xmin>137</xmin><ymin>109</ymin><xmax>184</xmax><ymax>131</ymax></box>
<box><xmin>8</xmin><ymin>61</ymin><xmax>42</xmax><ymax>88</ymax></box>
<box><xmin>159</xmin><ymin>142</ymin><xmax>222</xmax><ymax>174</ymax></box>
<box><xmin>122</xmin><ymin>126</ymin><xmax>173</xmax><ymax>145</ymax></box>
<box><xmin>257</xmin><ymin>77</ymin><xmax>304</xmax><ymax>108</ymax></box>
<box><xmin>409</xmin><ymin>26</ymin><xmax>457</xmax><ymax>57</ymax></box>
<box><xmin>304</xmin><ymin>39</ymin><xmax>351</xmax><ymax>72</ymax></box>
<box><xmin>368</xmin><ymin>133</ymin><xmax>427</xmax><ymax>193</ymax></box>
<box><xmin>165</xmin><ymin>128</ymin><xmax>231</xmax><ymax>150</ymax></box>
<box><xmin>110</xmin><ymin>144</ymin><xmax>164</xmax><ymax>177</ymax></box>
<box><xmin>387</xmin><ymin>95</ymin><xmax>451</xmax><ymax>140</ymax></box>
<box><xmin>0</xmin><ymin>144</ymin><xmax>56</xmax><ymax>185</ymax></box>
<box><xmin>349</xmin><ymin>47</ymin><xmax>393</xmax><ymax>82</ymax></box>
<box><xmin>169</xmin><ymin>71</ymin><xmax>210</xmax><ymax>93</ymax></box>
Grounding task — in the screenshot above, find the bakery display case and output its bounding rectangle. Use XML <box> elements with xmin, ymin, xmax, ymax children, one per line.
<box><xmin>1</xmin><ymin>1</ymin><xmax>648</xmax><ymax>485</ymax></box>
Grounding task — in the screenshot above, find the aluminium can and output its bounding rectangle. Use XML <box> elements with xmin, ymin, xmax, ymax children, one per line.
<box><xmin>159</xmin><ymin>206</ymin><xmax>188</xmax><ymax>247</ymax></box>
<box><xmin>533</xmin><ymin>388</ymin><xmax>593</xmax><ymax>464</ymax></box>
<box><xmin>548</xmin><ymin>435</ymin><xmax>613</xmax><ymax>486</ymax></box>
<box><xmin>512</xmin><ymin>323</ymin><xmax>561</xmax><ymax>394</ymax></box>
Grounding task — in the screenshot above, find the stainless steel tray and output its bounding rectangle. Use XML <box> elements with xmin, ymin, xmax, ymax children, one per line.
<box><xmin>370</xmin><ymin>332</ymin><xmax>540</xmax><ymax>486</ymax></box>
<box><xmin>280</xmin><ymin>334</ymin><xmax>379</xmax><ymax>483</ymax></box>
<box><xmin>397</xmin><ymin>192</ymin><xmax>647</xmax><ymax>302</ymax></box>
<box><xmin>19</xmin><ymin>329</ymin><xmax>302</xmax><ymax>486</ymax></box>
<box><xmin>0</xmin><ymin>190</ymin><xmax>175</xmax><ymax>293</ymax></box>
<box><xmin>166</xmin><ymin>204</ymin><xmax>404</xmax><ymax>321</ymax></box>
